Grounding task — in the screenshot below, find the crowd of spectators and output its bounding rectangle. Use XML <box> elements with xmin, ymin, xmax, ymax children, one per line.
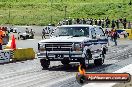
<box><xmin>58</xmin><ymin>17</ymin><xmax>131</xmax><ymax>29</ymax></box>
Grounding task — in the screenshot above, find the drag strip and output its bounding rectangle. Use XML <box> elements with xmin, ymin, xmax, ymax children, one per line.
<box><xmin>0</xmin><ymin>40</ymin><xmax>132</xmax><ymax>87</ymax></box>
<box><xmin>49</xmin><ymin>45</ymin><xmax>132</xmax><ymax>87</ymax></box>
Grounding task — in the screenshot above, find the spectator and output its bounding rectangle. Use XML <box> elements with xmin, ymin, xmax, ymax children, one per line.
<box><xmin>42</xmin><ymin>29</ymin><xmax>46</xmax><ymax>39</ymax></box>
<box><xmin>25</xmin><ymin>28</ymin><xmax>29</xmax><ymax>34</ymax></box>
<box><xmin>105</xmin><ymin>17</ymin><xmax>110</xmax><ymax>28</ymax></box>
<box><xmin>72</xmin><ymin>18</ymin><xmax>76</xmax><ymax>24</ymax></box>
<box><xmin>68</xmin><ymin>18</ymin><xmax>72</xmax><ymax>25</ymax></box>
<box><xmin>123</xmin><ymin>17</ymin><xmax>127</xmax><ymax>29</ymax></box>
<box><xmin>0</xmin><ymin>30</ymin><xmax>4</xmax><ymax>50</ymax></box>
<box><xmin>94</xmin><ymin>19</ymin><xmax>97</xmax><ymax>25</ymax></box>
<box><xmin>115</xmin><ymin>19</ymin><xmax>120</xmax><ymax>29</ymax></box>
<box><xmin>98</xmin><ymin>19</ymin><xmax>101</xmax><ymax>26</ymax></box>
<box><xmin>82</xmin><ymin>18</ymin><xmax>86</xmax><ymax>24</ymax></box>
<box><xmin>90</xmin><ymin>18</ymin><xmax>93</xmax><ymax>25</ymax></box>
<box><xmin>76</xmin><ymin>18</ymin><xmax>80</xmax><ymax>24</ymax></box>
<box><xmin>128</xmin><ymin>21</ymin><xmax>131</xmax><ymax>29</ymax></box>
<box><xmin>105</xmin><ymin>29</ymin><xmax>109</xmax><ymax>37</ymax></box>
<box><xmin>111</xmin><ymin>29</ymin><xmax>118</xmax><ymax>46</ymax></box>
<box><xmin>65</xmin><ymin>19</ymin><xmax>69</xmax><ymax>25</ymax></box>
<box><xmin>105</xmin><ymin>29</ymin><xmax>110</xmax><ymax>45</ymax></box>
<box><xmin>30</xmin><ymin>29</ymin><xmax>35</xmax><ymax>39</ymax></box>
<box><xmin>10</xmin><ymin>28</ymin><xmax>13</xmax><ymax>32</ymax></box>
<box><xmin>111</xmin><ymin>19</ymin><xmax>115</xmax><ymax>29</ymax></box>
<box><xmin>86</xmin><ymin>18</ymin><xmax>90</xmax><ymax>25</ymax></box>
<box><xmin>102</xmin><ymin>19</ymin><xmax>105</xmax><ymax>28</ymax></box>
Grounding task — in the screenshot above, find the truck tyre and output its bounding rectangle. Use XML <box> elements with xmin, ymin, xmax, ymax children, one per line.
<box><xmin>40</xmin><ymin>59</ymin><xmax>50</xmax><ymax>69</ymax></box>
<box><xmin>103</xmin><ymin>48</ymin><xmax>106</xmax><ymax>54</ymax></box>
<box><xmin>61</xmin><ymin>60</ymin><xmax>70</xmax><ymax>65</ymax></box>
<box><xmin>86</xmin><ymin>49</ymin><xmax>92</xmax><ymax>59</ymax></box>
<box><xmin>22</xmin><ymin>36</ymin><xmax>26</xmax><ymax>40</ymax></box>
<box><xmin>80</xmin><ymin>59</ymin><xmax>86</xmax><ymax>69</ymax></box>
<box><xmin>94</xmin><ymin>58</ymin><xmax>103</xmax><ymax>66</ymax></box>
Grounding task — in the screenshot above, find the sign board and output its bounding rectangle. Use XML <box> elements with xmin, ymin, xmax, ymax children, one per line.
<box><xmin>0</xmin><ymin>50</ymin><xmax>11</xmax><ymax>63</ymax></box>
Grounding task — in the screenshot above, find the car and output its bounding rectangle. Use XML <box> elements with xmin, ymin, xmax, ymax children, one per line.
<box><xmin>37</xmin><ymin>24</ymin><xmax>108</xmax><ymax>69</ymax></box>
<box><xmin>10</xmin><ymin>28</ymin><xmax>34</xmax><ymax>40</ymax></box>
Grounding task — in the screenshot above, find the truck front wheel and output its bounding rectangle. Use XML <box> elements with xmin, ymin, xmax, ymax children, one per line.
<box><xmin>61</xmin><ymin>60</ymin><xmax>70</xmax><ymax>65</ymax></box>
<box><xmin>40</xmin><ymin>59</ymin><xmax>50</xmax><ymax>69</ymax></box>
<box><xmin>94</xmin><ymin>58</ymin><xmax>103</xmax><ymax>66</ymax></box>
<box><xmin>80</xmin><ymin>59</ymin><xmax>86</xmax><ymax>69</ymax></box>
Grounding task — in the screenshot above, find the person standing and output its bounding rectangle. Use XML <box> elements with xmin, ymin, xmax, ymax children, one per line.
<box><xmin>76</xmin><ymin>18</ymin><xmax>80</xmax><ymax>24</ymax></box>
<box><xmin>102</xmin><ymin>19</ymin><xmax>105</xmax><ymax>28</ymax></box>
<box><xmin>123</xmin><ymin>17</ymin><xmax>127</xmax><ymax>29</ymax></box>
<box><xmin>90</xmin><ymin>18</ymin><xmax>93</xmax><ymax>25</ymax></box>
<box><xmin>25</xmin><ymin>28</ymin><xmax>29</xmax><ymax>34</ymax></box>
<box><xmin>42</xmin><ymin>29</ymin><xmax>46</xmax><ymax>39</ymax></box>
<box><xmin>94</xmin><ymin>19</ymin><xmax>97</xmax><ymax>25</ymax></box>
<box><xmin>128</xmin><ymin>21</ymin><xmax>131</xmax><ymax>29</ymax></box>
<box><xmin>98</xmin><ymin>19</ymin><xmax>101</xmax><ymax>26</ymax></box>
<box><xmin>0</xmin><ymin>30</ymin><xmax>4</xmax><ymax>50</ymax></box>
<box><xmin>111</xmin><ymin>29</ymin><xmax>118</xmax><ymax>46</ymax></box>
<box><xmin>111</xmin><ymin>19</ymin><xmax>115</xmax><ymax>29</ymax></box>
<box><xmin>105</xmin><ymin>17</ymin><xmax>110</xmax><ymax>28</ymax></box>
<box><xmin>115</xmin><ymin>19</ymin><xmax>120</xmax><ymax>29</ymax></box>
<box><xmin>82</xmin><ymin>18</ymin><xmax>86</xmax><ymax>24</ymax></box>
<box><xmin>30</xmin><ymin>29</ymin><xmax>35</xmax><ymax>39</ymax></box>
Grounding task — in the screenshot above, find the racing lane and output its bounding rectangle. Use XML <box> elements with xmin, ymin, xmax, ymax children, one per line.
<box><xmin>0</xmin><ymin>39</ymin><xmax>132</xmax><ymax>87</ymax></box>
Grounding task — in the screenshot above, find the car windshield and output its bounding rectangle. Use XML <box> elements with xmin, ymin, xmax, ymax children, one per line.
<box><xmin>53</xmin><ymin>27</ymin><xmax>89</xmax><ymax>37</ymax></box>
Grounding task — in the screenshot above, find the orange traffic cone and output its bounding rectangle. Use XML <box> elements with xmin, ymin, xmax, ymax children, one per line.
<box><xmin>11</xmin><ymin>34</ymin><xmax>16</xmax><ymax>50</ymax></box>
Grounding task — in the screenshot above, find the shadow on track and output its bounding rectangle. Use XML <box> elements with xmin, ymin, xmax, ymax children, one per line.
<box><xmin>44</xmin><ymin>63</ymin><xmax>112</xmax><ymax>73</ymax></box>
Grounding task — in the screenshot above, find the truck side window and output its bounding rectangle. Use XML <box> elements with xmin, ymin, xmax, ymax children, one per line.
<box><xmin>91</xmin><ymin>28</ymin><xmax>96</xmax><ymax>39</ymax></box>
<box><xmin>96</xmin><ymin>27</ymin><xmax>105</xmax><ymax>36</ymax></box>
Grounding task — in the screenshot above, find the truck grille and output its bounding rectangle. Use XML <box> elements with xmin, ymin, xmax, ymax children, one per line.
<box><xmin>45</xmin><ymin>42</ymin><xmax>72</xmax><ymax>51</ymax></box>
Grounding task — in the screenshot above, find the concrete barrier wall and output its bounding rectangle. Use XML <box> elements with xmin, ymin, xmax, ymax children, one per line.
<box><xmin>13</xmin><ymin>48</ymin><xmax>35</xmax><ymax>61</ymax></box>
<box><xmin>0</xmin><ymin>50</ymin><xmax>11</xmax><ymax>63</ymax></box>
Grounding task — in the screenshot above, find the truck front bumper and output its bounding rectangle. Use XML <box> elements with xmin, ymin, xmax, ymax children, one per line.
<box><xmin>37</xmin><ymin>51</ymin><xmax>84</xmax><ymax>61</ymax></box>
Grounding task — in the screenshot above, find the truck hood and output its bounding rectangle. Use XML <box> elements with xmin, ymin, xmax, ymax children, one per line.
<box><xmin>39</xmin><ymin>36</ymin><xmax>90</xmax><ymax>43</ymax></box>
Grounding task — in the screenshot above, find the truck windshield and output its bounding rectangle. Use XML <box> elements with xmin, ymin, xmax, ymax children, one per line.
<box><xmin>53</xmin><ymin>27</ymin><xmax>89</xmax><ymax>37</ymax></box>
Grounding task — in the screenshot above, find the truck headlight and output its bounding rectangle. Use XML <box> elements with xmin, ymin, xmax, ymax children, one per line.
<box><xmin>72</xmin><ymin>43</ymin><xmax>84</xmax><ymax>51</ymax></box>
<box><xmin>39</xmin><ymin>44</ymin><xmax>45</xmax><ymax>51</ymax></box>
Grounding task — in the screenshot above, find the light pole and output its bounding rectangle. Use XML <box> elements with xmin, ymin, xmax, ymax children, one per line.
<box><xmin>50</xmin><ymin>0</ymin><xmax>53</xmax><ymax>24</ymax></box>
<box><xmin>8</xmin><ymin>4</ymin><xmax>11</xmax><ymax>24</ymax></box>
<box><xmin>64</xmin><ymin>5</ymin><xmax>67</xmax><ymax>20</ymax></box>
<box><xmin>129</xmin><ymin>0</ymin><xmax>132</xmax><ymax>5</ymax></box>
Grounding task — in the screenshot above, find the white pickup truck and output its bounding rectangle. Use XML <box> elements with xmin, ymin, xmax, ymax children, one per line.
<box><xmin>37</xmin><ymin>25</ymin><xmax>108</xmax><ymax>69</ymax></box>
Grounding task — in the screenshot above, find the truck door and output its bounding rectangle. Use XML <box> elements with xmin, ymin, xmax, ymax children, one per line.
<box><xmin>96</xmin><ymin>27</ymin><xmax>108</xmax><ymax>44</ymax></box>
<box><xmin>90</xmin><ymin>28</ymin><xmax>98</xmax><ymax>52</ymax></box>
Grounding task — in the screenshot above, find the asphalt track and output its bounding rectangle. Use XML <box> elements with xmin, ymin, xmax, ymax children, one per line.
<box><xmin>0</xmin><ymin>38</ymin><xmax>132</xmax><ymax>87</ymax></box>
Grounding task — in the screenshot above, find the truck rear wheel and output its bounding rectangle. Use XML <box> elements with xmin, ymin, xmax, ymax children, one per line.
<box><xmin>94</xmin><ymin>58</ymin><xmax>103</xmax><ymax>66</ymax></box>
<box><xmin>40</xmin><ymin>59</ymin><xmax>50</xmax><ymax>69</ymax></box>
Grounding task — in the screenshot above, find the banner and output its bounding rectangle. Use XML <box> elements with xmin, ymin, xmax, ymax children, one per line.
<box><xmin>0</xmin><ymin>50</ymin><xmax>11</xmax><ymax>63</ymax></box>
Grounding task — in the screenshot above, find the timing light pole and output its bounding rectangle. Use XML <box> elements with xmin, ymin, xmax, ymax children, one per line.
<box><xmin>64</xmin><ymin>5</ymin><xmax>67</xmax><ymax>20</ymax></box>
<box><xmin>50</xmin><ymin>0</ymin><xmax>53</xmax><ymax>24</ymax></box>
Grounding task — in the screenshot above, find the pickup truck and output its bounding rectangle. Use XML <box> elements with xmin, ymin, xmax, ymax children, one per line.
<box><xmin>37</xmin><ymin>25</ymin><xmax>108</xmax><ymax>69</ymax></box>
